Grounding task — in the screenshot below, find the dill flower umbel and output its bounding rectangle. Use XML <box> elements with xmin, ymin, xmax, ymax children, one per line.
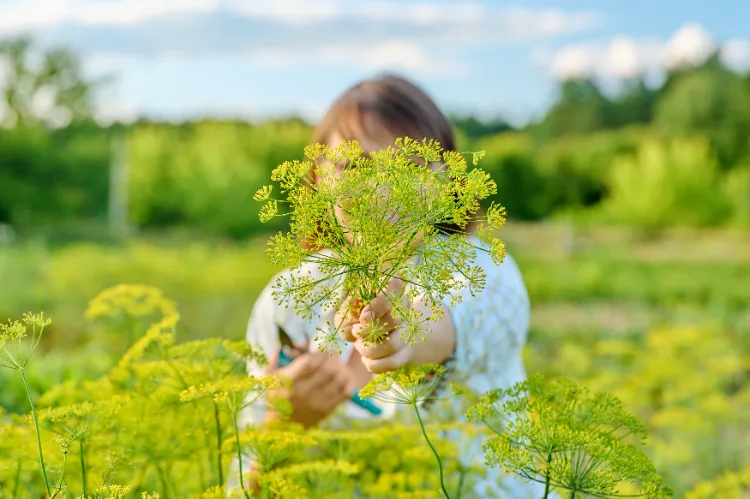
<box><xmin>262</xmin><ymin>459</ymin><xmax>359</xmax><ymax>499</ymax></box>
<box><xmin>85</xmin><ymin>284</ymin><xmax>177</xmax><ymax>322</ymax></box>
<box><xmin>180</xmin><ymin>375</ymin><xmax>281</xmax><ymax>412</ymax></box>
<box><xmin>467</xmin><ymin>374</ymin><xmax>672</xmax><ymax>499</ymax></box>
<box><xmin>234</xmin><ymin>428</ymin><xmax>317</xmax><ymax>471</ymax></box>
<box><xmin>256</xmin><ymin>138</ymin><xmax>506</xmax><ymax>352</ymax></box>
<box><xmin>0</xmin><ymin>312</ymin><xmax>51</xmax><ymax>370</ymax></box>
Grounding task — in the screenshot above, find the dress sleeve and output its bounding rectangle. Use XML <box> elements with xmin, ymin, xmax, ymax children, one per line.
<box><xmin>238</xmin><ymin>267</ymin><xmax>326</xmax><ymax>428</ymax></box>
<box><xmin>436</xmin><ymin>248</ymin><xmax>530</xmax><ymax>397</ymax></box>
<box><xmin>237</xmin><ymin>277</ymin><xmax>280</xmax><ymax>429</ymax></box>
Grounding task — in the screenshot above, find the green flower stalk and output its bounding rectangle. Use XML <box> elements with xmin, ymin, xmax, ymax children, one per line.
<box><xmin>263</xmin><ymin>459</ymin><xmax>359</xmax><ymax>499</ymax></box>
<box><xmin>360</xmin><ymin>364</ymin><xmax>457</xmax><ymax>499</ymax></box>
<box><xmin>235</xmin><ymin>428</ymin><xmax>316</xmax><ymax>474</ymax></box>
<box><xmin>0</xmin><ymin>312</ymin><xmax>53</xmax><ymax>496</ymax></box>
<box><xmin>180</xmin><ymin>375</ymin><xmax>284</xmax><ymax>499</ymax></box>
<box><xmin>255</xmin><ymin>138</ymin><xmax>507</xmax><ymax>352</ymax></box>
<box><xmin>466</xmin><ymin>374</ymin><xmax>673</xmax><ymax>499</ymax></box>
<box><xmin>38</xmin><ymin>401</ymin><xmax>95</xmax><ymax>497</ymax></box>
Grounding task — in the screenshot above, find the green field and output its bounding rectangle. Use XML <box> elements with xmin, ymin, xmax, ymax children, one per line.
<box><xmin>2</xmin><ymin>223</ymin><xmax>749</xmax><ymax>496</ymax></box>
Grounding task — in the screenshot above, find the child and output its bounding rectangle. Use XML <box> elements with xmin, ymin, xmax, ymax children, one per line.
<box><xmin>238</xmin><ymin>74</ymin><xmax>543</xmax><ymax>498</ymax></box>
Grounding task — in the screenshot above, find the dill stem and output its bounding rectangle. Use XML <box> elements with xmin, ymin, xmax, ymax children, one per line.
<box><xmin>544</xmin><ymin>451</ymin><xmax>553</xmax><ymax>499</ymax></box>
<box><xmin>213</xmin><ymin>403</ymin><xmax>224</xmax><ymax>486</ymax></box>
<box><xmin>413</xmin><ymin>401</ymin><xmax>451</xmax><ymax>499</ymax></box>
<box><xmin>455</xmin><ymin>466</ymin><xmax>465</xmax><ymax>499</ymax></box>
<box><xmin>232</xmin><ymin>412</ymin><xmax>251</xmax><ymax>499</ymax></box>
<box><xmin>20</xmin><ymin>368</ymin><xmax>51</xmax><ymax>496</ymax></box>
<box><xmin>12</xmin><ymin>459</ymin><xmax>21</xmax><ymax>497</ymax></box>
<box><xmin>79</xmin><ymin>439</ymin><xmax>87</xmax><ymax>497</ymax></box>
<box><xmin>156</xmin><ymin>465</ymin><xmax>170</xmax><ymax>499</ymax></box>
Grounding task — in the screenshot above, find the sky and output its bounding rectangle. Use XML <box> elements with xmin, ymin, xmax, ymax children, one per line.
<box><xmin>1</xmin><ymin>0</ymin><xmax>749</xmax><ymax>126</ymax></box>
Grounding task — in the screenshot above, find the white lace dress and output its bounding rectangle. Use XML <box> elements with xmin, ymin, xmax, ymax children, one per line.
<box><xmin>237</xmin><ymin>237</ymin><xmax>546</xmax><ymax>498</ymax></box>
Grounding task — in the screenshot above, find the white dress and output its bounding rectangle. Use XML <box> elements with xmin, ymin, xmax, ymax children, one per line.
<box><xmin>237</xmin><ymin>237</ymin><xmax>546</xmax><ymax>498</ymax></box>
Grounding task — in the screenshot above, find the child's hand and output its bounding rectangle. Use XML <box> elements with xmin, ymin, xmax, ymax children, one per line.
<box><xmin>267</xmin><ymin>351</ymin><xmax>356</xmax><ymax>428</ymax></box>
<box><xmin>334</xmin><ymin>295</ymin><xmax>362</xmax><ymax>344</ymax></box>
<box><xmin>350</xmin><ymin>278</ymin><xmax>413</xmax><ymax>374</ymax></box>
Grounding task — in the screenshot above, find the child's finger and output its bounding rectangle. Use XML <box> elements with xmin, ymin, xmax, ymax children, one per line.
<box><xmin>351</xmin><ymin>316</ymin><xmax>398</xmax><ymax>343</ymax></box>
<box><xmin>361</xmin><ymin>348</ymin><xmax>411</xmax><ymax>374</ymax></box>
<box><xmin>266</xmin><ymin>351</ymin><xmax>280</xmax><ymax>373</ymax></box>
<box><xmin>360</xmin><ymin>278</ymin><xmax>404</xmax><ymax>323</ymax></box>
<box><xmin>354</xmin><ymin>334</ymin><xmax>402</xmax><ymax>360</ymax></box>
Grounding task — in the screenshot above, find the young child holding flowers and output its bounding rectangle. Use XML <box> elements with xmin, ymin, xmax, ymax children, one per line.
<box><xmin>239</xmin><ymin>74</ymin><xmax>543</xmax><ymax>498</ymax></box>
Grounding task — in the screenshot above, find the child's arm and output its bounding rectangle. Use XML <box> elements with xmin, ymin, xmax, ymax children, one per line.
<box><xmin>340</xmin><ymin>291</ymin><xmax>456</xmax><ymax>373</ymax></box>
<box><xmin>341</xmin><ymin>248</ymin><xmax>529</xmax><ymax>395</ymax></box>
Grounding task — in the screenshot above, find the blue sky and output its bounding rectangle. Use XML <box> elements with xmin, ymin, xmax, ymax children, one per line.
<box><xmin>1</xmin><ymin>0</ymin><xmax>749</xmax><ymax>125</ymax></box>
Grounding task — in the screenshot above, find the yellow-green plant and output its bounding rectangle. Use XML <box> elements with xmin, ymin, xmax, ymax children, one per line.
<box><xmin>255</xmin><ymin>138</ymin><xmax>506</xmax><ymax>351</ymax></box>
<box><xmin>359</xmin><ymin>364</ymin><xmax>456</xmax><ymax>498</ymax></box>
<box><xmin>180</xmin><ymin>375</ymin><xmax>283</xmax><ymax>499</ymax></box>
<box><xmin>590</xmin><ymin>325</ymin><xmax>750</xmax><ymax>491</ymax></box>
<box><xmin>84</xmin><ymin>284</ymin><xmax>178</xmax><ymax>347</ymax></box>
<box><xmin>0</xmin><ymin>139</ymin><xmax>683</xmax><ymax>497</ymax></box>
<box><xmin>685</xmin><ymin>467</ymin><xmax>750</xmax><ymax>499</ymax></box>
<box><xmin>1</xmin><ymin>312</ymin><xmax>54</xmax><ymax>495</ymax></box>
<box><xmin>1</xmin><ymin>300</ymin><xmax>673</xmax><ymax>498</ymax></box>
<box><xmin>467</xmin><ymin>374</ymin><xmax>672</xmax><ymax>499</ymax></box>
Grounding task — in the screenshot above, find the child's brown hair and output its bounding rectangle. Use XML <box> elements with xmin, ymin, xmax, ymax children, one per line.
<box><xmin>312</xmin><ymin>73</ymin><xmax>456</xmax><ymax>155</ymax></box>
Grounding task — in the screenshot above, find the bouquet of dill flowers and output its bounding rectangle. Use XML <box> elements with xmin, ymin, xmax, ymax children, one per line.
<box><xmin>255</xmin><ymin>137</ymin><xmax>507</xmax><ymax>352</ymax></box>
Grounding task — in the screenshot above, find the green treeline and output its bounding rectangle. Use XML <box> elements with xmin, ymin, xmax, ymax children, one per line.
<box><xmin>1</xmin><ymin>38</ymin><xmax>750</xmax><ymax>239</ymax></box>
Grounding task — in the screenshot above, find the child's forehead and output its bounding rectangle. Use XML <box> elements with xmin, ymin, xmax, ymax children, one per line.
<box><xmin>327</xmin><ymin>128</ymin><xmax>407</xmax><ymax>156</ymax></box>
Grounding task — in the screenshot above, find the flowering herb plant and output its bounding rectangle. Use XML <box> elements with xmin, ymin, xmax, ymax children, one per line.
<box><xmin>255</xmin><ymin>137</ymin><xmax>507</xmax><ymax>351</ymax></box>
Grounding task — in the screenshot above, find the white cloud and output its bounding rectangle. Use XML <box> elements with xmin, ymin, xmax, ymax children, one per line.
<box><xmin>316</xmin><ymin>41</ymin><xmax>465</xmax><ymax>75</ymax></box>
<box><xmin>0</xmin><ymin>0</ymin><xmax>220</xmax><ymax>35</ymax></box>
<box><xmin>227</xmin><ymin>0</ymin><xmax>485</xmax><ymax>26</ymax></box>
<box><xmin>663</xmin><ymin>23</ymin><xmax>715</xmax><ymax>69</ymax></box>
<box><xmin>93</xmin><ymin>91</ymin><xmax>139</xmax><ymax>125</ymax></box>
<box><xmin>1</xmin><ymin>0</ymin><xmax>602</xmax><ymax>84</ymax></box>
<box><xmin>87</xmin><ymin>41</ymin><xmax>464</xmax><ymax>76</ymax></box>
<box><xmin>535</xmin><ymin>37</ymin><xmax>663</xmax><ymax>80</ymax></box>
<box><xmin>500</xmin><ymin>7</ymin><xmax>602</xmax><ymax>39</ymax></box>
<box><xmin>0</xmin><ymin>0</ymin><xmax>602</xmax><ymax>42</ymax></box>
<box><xmin>535</xmin><ymin>22</ymin><xmax>745</xmax><ymax>81</ymax></box>
<box><xmin>721</xmin><ymin>39</ymin><xmax>750</xmax><ymax>72</ymax></box>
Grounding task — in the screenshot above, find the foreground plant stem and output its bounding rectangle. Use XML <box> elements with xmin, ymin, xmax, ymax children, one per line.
<box><xmin>232</xmin><ymin>413</ymin><xmax>251</xmax><ymax>499</ymax></box>
<box><xmin>213</xmin><ymin>404</ymin><xmax>225</xmax><ymax>486</ymax></box>
<box><xmin>79</xmin><ymin>439</ymin><xmax>87</xmax><ymax>497</ymax></box>
<box><xmin>156</xmin><ymin>465</ymin><xmax>171</xmax><ymax>499</ymax></box>
<box><xmin>413</xmin><ymin>401</ymin><xmax>451</xmax><ymax>499</ymax></box>
<box><xmin>12</xmin><ymin>459</ymin><xmax>21</xmax><ymax>498</ymax></box>
<box><xmin>20</xmin><ymin>369</ymin><xmax>51</xmax><ymax>496</ymax></box>
<box><xmin>54</xmin><ymin>446</ymin><xmax>71</xmax><ymax>498</ymax></box>
<box><xmin>544</xmin><ymin>451</ymin><xmax>553</xmax><ymax>499</ymax></box>
<box><xmin>455</xmin><ymin>466</ymin><xmax>465</xmax><ymax>499</ymax></box>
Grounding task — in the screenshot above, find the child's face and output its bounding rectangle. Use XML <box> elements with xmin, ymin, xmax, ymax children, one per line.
<box><xmin>323</xmin><ymin>132</ymin><xmax>433</xmax><ymax>248</ymax></box>
<box><xmin>324</xmin><ymin>132</ymin><xmax>384</xmax><ymax>245</ymax></box>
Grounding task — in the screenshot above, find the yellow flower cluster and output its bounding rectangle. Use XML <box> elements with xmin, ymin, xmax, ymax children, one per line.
<box><xmin>92</xmin><ymin>484</ymin><xmax>131</xmax><ymax>498</ymax></box>
<box><xmin>0</xmin><ymin>319</ymin><xmax>26</xmax><ymax>342</ymax></box>
<box><xmin>180</xmin><ymin>375</ymin><xmax>281</xmax><ymax>403</ymax></box>
<box><xmin>360</xmin><ymin>364</ymin><xmax>447</xmax><ymax>399</ymax></box>
<box><xmin>2</xmin><ymin>283</ymin><xmax>679</xmax><ymax>499</ymax></box>
<box><xmin>686</xmin><ymin>468</ymin><xmax>750</xmax><ymax>499</ymax></box>
<box><xmin>85</xmin><ymin>283</ymin><xmax>177</xmax><ymax>322</ymax></box>
<box><xmin>117</xmin><ymin>312</ymin><xmax>180</xmax><ymax>369</ymax></box>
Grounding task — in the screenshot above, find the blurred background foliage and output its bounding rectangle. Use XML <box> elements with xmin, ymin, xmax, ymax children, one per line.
<box><xmin>2</xmin><ymin>39</ymin><xmax>750</xmax><ymax>240</ymax></box>
<box><xmin>2</xmin><ymin>36</ymin><xmax>750</xmax><ymax>497</ymax></box>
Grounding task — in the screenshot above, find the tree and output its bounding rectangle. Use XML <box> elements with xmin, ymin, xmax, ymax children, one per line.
<box><xmin>0</xmin><ymin>37</ymin><xmax>100</xmax><ymax>128</ymax></box>
<box><xmin>531</xmin><ymin>78</ymin><xmax>615</xmax><ymax>140</ymax></box>
<box><xmin>654</xmin><ymin>52</ymin><xmax>750</xmax><ymax>168</ymax></box>
<box><xmin>449</xmin><ymin>115</ymin><xmax>513</xmax><ymax>142</ymax></box>
<box><xmin>609</xmin><ymin>78</ymin><xmax>658</xmax><ymax>127</ymax></box>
